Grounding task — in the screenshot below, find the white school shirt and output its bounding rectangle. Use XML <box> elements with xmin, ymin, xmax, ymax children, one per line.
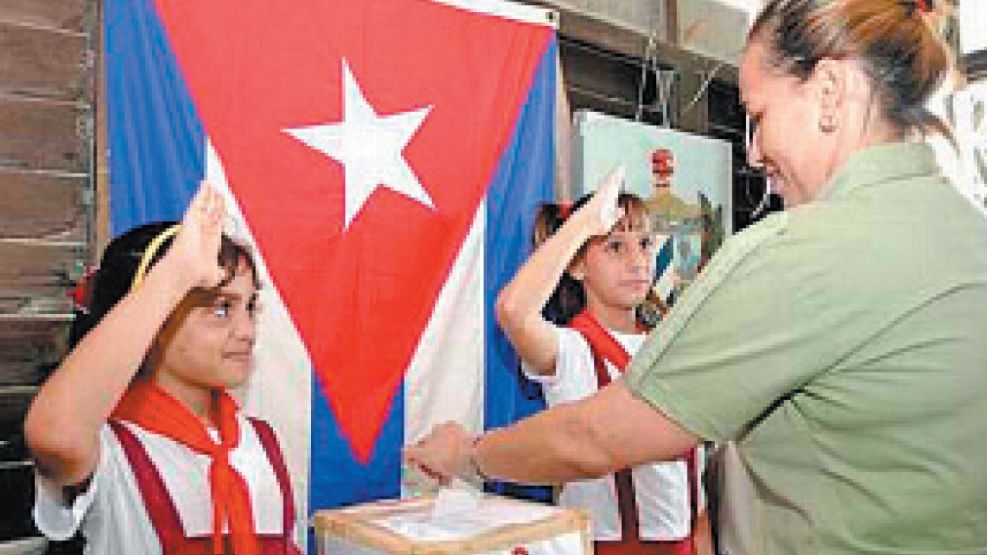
<box><xmin>523</xmin><ymin>325</ymin><xmax>698</xmax><ymax>542</ymax></box>
<box><xmin>34</xmin><ymin>414</ymin><xmax>292</xmax><ymax>554</ymax></box>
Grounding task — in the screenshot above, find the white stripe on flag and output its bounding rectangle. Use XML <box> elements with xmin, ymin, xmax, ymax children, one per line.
<box><xmin>428</xmin><ymin>0</ymin><xmax>557</xmax><ymax>27</ymax></box>
<box><xmin>206</xmin><ymin>140</ymin><xmax>312</xmax><ymax>548</ymax></box>
<box><xmin>402</xmin><ymin>198</ymin><xmax>487</xmax><ymax>495</ymax></box>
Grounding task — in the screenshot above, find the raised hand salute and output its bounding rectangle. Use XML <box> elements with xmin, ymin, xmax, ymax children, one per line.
<box><xmin>25</xmin><ymin>182</ymin><xmax>229</xmax><ymax>486</ymax></box>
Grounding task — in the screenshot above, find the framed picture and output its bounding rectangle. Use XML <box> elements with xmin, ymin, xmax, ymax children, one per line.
<box><xmin>572</xmin><ymin>111</ymin><xmax>732</xmax><ymax>322</ymax></box>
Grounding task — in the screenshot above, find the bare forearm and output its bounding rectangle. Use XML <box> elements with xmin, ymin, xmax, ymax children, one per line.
<box><xmin>404</xmin><ymin>368</ymin><xmax>701</xmax><ymax>489</ymax></box>
<box><xmin>496</xmin><ymin>213</ymin><xmax>597</xmax><ymax>371</ymax></box>
<box><xmin>473</xmin><ymin>382</ymin><xmax>701</xmax><ymax>484</ymax></box>
<box><xmin>497</xmin><ymin>167</ymin><xmax>622</xmax><ymax>339</ymax></box>
<box><xmin>497</xmin><ymin>214</ymin><xmax>593</xmax><ymax>319</ymax></box>
<box><xmin>475</xmin><ymin>399</ymin><xmax>618</xmax><ymax>484</ymax></box>
<box><xmin>40</xmin><ymin>266</ymin><xmax>186</xmax><ymax>425</ymax></box>
<box><xmin>25</xmin><ymin>260</ymin><xmax>191</xmax><ymax>483</ymax></box>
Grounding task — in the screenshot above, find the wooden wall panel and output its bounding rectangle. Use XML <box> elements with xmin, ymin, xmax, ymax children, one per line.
<box><xmin>0</xmin><ymin>100</ymin><xmax>89</xmax><ymax>175</ymax></box>
<box><xmin>0</xmin><ymin>171</ymin><xmax>88</xmax><ymax>242</ymax></box>
<box><xmin>0</xmin><ymin>0</ymin><xmax>99</xmax><ymax>549</ymax></box>
<box><xmin>0</xmin><ymin>243</ymin><xmax>81</xmax><ymax>315</ymax></box>
<box><xmin>0</xmin><ymin>463</ymin><xmax>39</xmax><ymax>541</ymax></box>
<box><xmin>0</xmin><ymin>429</ymin><xmax>28</xmax><ymax>464</ymax></box>
<box><xmin>0</xmin><ymin>321</ymin><xmax>67</xmax><ymax>468</ymax></box>
<box><xmin>0</xmin><ymin>1</ymin><xmax>87</xmax><ymax>33</ymax></box>
<box><xmin>0</xmin><ymin>22</ymin><xmax>90</xmax><ymax>101</ymax></box>
<box><xmin>561</xmin><ymin>41</ymin><xmax>642</xmax><ymax>107</ymax></box>
<box><xmin>0</xmin><ymin>386</ymin><xmax>34</xmax><ymax>441</ymax></box>
<box><xmin>0</xmin><ymin>100</ymin><xmax>89</xmax><ymax>174</ymax></box>
<box><xmin>0</xmin><ymin>321</ymin><xmax>69</xmax><ymax>389</ymax></box>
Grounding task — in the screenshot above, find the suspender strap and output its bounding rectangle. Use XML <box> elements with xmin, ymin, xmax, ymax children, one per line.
<box><xmin>109</xmin><ymin>421</ymin><xmax>189</xmax><ymax>553</ymax></box>
<box><xmin>568</xmin><ymin>311</ymin><xmax>697</xmax><ymax>552</ymax></box>
<box><xmin>110</xmin><ymin>419</ymin><xmax>298</xmax><ymax>554</ymax></box>
<box><xmin>248</xmin><ymin>417</ymin><xmax>296</xmax><ymax>552</ymax></box>
<box><xmin>568</xmin><ymin>311</ymin><xmax>633</xmax><ymax>372</ymax></box>
<box><xmin>569</xmin><ymin>311</ymin><xmax>641</xmax><ymax>542</ymax></box>
<box><xmin>614</xmin><ymin>460</ymin><xmax>642</xmax><ymax>543</ymax></box>
<box><xmin>686</xmin><ymin>449</ymin><xmax>699</xmax><ymax>526</ymax></box>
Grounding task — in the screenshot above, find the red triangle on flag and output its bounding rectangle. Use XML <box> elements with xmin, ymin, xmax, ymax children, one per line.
<box><xmin>153</xmin><ymin>0</ymin><xmax>551</xmax><ymax>462</ymax></box>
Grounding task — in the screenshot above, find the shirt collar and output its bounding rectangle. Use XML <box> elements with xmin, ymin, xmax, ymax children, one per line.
<box><xmin>817</xmin><ymin>142</ymin><xmax>940</xmax><ymax>201</ymax></box>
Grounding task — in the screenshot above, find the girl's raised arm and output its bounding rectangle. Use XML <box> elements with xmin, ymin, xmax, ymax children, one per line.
<box><xmin>494</xmin><ymin>168</ymin><xmax>623</xmax><ymax>375</ymax></box>
<box><xmin>24</xmin><ymin>185</ymin><xmax>226</xmax><ymax>487</ymax></box>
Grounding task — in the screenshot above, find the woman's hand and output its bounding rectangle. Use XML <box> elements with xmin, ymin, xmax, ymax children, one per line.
<box><xmin>574</xmin><ymin>165</ymin><xmax>625</xmax><ymax>237</ymax></box>
<box><xmin>403</xmin><ymin>422</ymin><xmax>475</xmax><ymax>486</ymax></box>
<box><xmin>164</xmin><ymin>183</ymin><xmax>227</xmax><ymax>290</ymax></box>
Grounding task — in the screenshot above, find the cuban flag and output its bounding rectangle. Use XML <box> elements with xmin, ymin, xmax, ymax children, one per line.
<box><xmin>652</xmin><ymin>234</ymin><xmax>676</xmax><ymax>306</ymax></box>
<box><xmin>105</xmin><ymin>0</ymin><xmax>556</xmax><ymax>549</ymax></box>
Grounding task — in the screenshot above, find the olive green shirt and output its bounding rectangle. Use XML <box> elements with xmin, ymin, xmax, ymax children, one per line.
<box><xmin>626</xmin><ymin>142</ymin><xmax>987</xmax><ymax>554</ymax></box>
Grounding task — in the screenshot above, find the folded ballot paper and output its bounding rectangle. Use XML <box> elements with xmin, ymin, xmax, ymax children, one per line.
<box><xmin>313</xmin><ymin>482</ymin><xmax>591</xmax><ymax>554</ymax></box>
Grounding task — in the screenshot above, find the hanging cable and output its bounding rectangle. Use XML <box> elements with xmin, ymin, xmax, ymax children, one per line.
<box><xmin>655</xmin><ymin>68</ymin><xmax>675</xmax><ymax>127</ymax></box>
<box><xmin>681</xmin><ymin>62</ymin><xmax>725</xmax><ymax>116</ymax></box>
<box><xmin>634</xmin><ymin>29</ymin><xmax>659</xmax><ymax>122</ymax></box>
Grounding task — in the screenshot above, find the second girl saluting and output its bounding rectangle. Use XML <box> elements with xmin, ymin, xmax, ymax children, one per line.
<box><xmin>495</xmin><ymin>169</ymin><xmax>711</xmax><ymax>555</ymax></box>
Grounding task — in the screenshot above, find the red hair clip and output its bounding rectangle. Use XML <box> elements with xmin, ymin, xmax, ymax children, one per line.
<box><xmin>68</xmin><ymin>265</ymin><xmax>99</xmax><ymax>313</ymax></box>
<box><xmin>902</xmin><ymin>0</ymin><xmax>930</xmax><ymax>16</ymax></box>
<box><xmin>558</xmin><ymin>202</ymin><xmax>572</xmax><ymax>219</ymax></box>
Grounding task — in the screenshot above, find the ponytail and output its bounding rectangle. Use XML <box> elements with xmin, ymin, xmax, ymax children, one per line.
<box><xmin>534</xmin><ymin>201</ymin><xmax>587</xmax><ymax>325</ymax></box>
<box><xmin>751</xmin><ymin>0</ymin><xmax>956</xmax><ymax>139</ymax></box>
<box><xmin>534</xmin><ymin>192</ymin><xmax>652</xmax><ymax>327</ymax></box>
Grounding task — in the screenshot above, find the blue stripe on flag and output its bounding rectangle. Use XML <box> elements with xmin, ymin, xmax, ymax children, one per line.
<box><xmin>105</xmin><ymin>0</ymin><xmax>204</xmax><ymax>235</ymax></box>
<box><xmin>483</xmin><ymin>38</ymin><xmax>557</xmax><ymax>502</ymax></box>
<box><xmin>308</xmin><ymin>382</ymin><xmax>403</xmax><ymax>544</ymax></box>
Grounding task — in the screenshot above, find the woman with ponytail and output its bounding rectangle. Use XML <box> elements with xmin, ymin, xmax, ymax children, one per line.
<box><xmin>26</xmin><ymin>185</ymin><xmax>300</xmax><ymax>555</ymax></box>
<box><xmin>407</xmin><ymin>1</ymin><xmax>987</xmax><ymax>553</ymax></box>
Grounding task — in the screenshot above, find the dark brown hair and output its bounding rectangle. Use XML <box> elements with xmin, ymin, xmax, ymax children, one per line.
<box><xmin>750</xmin><ymin>0</ymin><xmax>952</xmax><ymax>137</ymax></box>
<box><xmin>535</xmin><ymin>192</ymin><xmax>650</xmax><ymax>326</ymax></box>
<box><xmin>69</xmin><ymin>222</ymin><xmax>259</xmax><ymax>348</ymax></box>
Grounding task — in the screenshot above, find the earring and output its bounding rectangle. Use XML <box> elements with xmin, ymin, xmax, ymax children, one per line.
<box><xmin>819</xmin><ymin>113</ymin><xmax>837</xmax><ymax>133</ymax></box>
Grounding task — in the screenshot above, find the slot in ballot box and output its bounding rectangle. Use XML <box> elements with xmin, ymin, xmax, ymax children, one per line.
<box><xmin>313</xmin><ymin>491</ymin><xmax>592</xmax><ymax>555</ymax></box>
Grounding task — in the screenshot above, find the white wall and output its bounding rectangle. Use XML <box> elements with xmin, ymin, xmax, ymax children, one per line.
<box><xmin>959</xmin><ymin>0</ymin><xmax>987</xmax><ymax>55</ymax></box>
<box><xmin>711</xmin><ymin>0</ymin><xmax>759</xmax><ymax>21</ymax></box>
<box><xmin>677</xmin><ymin>0</ymin><xmax>752</xmax><ymax>64</ymax></box>
<box><xmin>537</xmin><ymin>0</ymin><xmax>669</xmax><ymax>40</ymax></box>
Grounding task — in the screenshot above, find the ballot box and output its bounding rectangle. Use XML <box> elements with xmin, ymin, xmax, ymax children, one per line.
<box><xmin>313</xmin><ymin>491</ymin><xmax>592</xmax><ymax>555</ymax></box>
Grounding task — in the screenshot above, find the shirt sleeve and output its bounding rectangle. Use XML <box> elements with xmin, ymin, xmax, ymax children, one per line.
<box><xmin>626</xmin><ymin>212</ymin><xmax>885</xmax><ymax>441</ymax></box>
<box><xmin>33</xmin><ymin>426</ymin><xmax>114</xmax><ymax>541</ymax></box>
<box><xmin>521</xmin><ymin>326</ymin><xmax>600</xmax><ymax>405</ymax></box>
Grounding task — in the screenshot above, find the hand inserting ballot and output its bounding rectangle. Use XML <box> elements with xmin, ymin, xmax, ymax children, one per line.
<box><xmin>403</xmin><ymin>422</ymin><xmax>477</xmax><ymax>486</ymax></box>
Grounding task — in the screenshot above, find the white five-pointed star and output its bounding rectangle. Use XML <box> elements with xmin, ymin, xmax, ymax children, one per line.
<box><xmin>284</xmin><ymin>60</ymin><xmax>434</xmax><ymax>229</ymax></box>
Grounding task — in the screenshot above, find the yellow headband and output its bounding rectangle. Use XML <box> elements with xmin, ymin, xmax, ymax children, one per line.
<box><xmin>129</xmin><ymin>224</ymin><xmax>180</xmax><ymax>292</ymax></box>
